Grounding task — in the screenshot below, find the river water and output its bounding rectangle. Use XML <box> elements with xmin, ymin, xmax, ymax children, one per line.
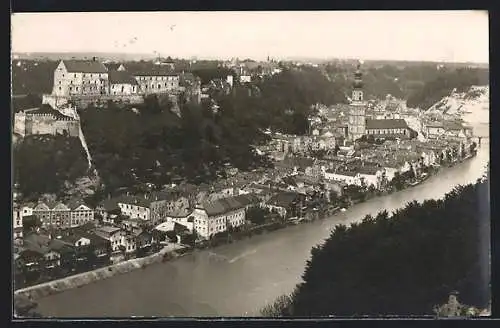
<box><xmin>36</xmin><ymin>125</ymin><xmax>489</xmax><ymax>318</ymax></box>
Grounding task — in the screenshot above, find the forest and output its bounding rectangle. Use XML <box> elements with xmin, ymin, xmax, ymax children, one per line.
<box><xmin>262</xmin><ymin>177</ymin><xmax>490</xmax><ymax>317</ymax></box>
<box><xmin>79</xmin><ymin>66</ymin><xmax>346</xmax><ymax>194</ymax></box>
<box><xmin>13</xmin><ymin>135</ymin><xmax>89</xmax><ymax>200</ymax></box>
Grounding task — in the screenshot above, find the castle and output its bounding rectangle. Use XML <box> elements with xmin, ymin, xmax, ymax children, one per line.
<box><xmin>42</xmin><ymin>58</ymin><xmax>183</xmax><ymax>108</ymax></box>
<box><xmin>14</xmin><ymin>104</ymin><xmax>79</xmax><ymax>138</ymax></box>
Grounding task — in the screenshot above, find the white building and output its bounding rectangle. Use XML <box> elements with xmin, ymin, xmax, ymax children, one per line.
<box><xmin>94</xmin><ymin>226</ymin><xmax>126</xmax><ymax>253</ymax></box>
<box><xmin>324</xmin><ymin>169</ymin><xmax>362</xmax><ymax>186</ymax></box>
<box><xmin>357</xmin><ymin>166</ymin><xmax>385</xmax><ymax>189</ymax></box>
<box><xmin>192</xmin><ymin>196</ymin><xmax>250</xmax><ymax>239</ymax></box>
<box><xmin>108</xmin><ymin>71</ymin><xmax>140</xmax><ymax>95</ymax></box>
<box><xmin>51</xmin><ymin>59</ymin><xmax>109</xmax><ymax>97</ymax></box>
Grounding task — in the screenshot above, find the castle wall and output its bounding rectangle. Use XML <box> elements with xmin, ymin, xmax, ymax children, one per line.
<box><xmin>24</xmin><ymin>114</ymin><xmax>80</xmax><ymax>137</ymax></box>
<box><xmin>14</xmin><ymin>113</ymin><xmax>26</xmax><ymax>136</ymax></box>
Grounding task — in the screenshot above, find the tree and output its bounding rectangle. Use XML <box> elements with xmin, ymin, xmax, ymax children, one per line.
<box><xmin>391</xmin><ymin>171</ymin><xmax>405</xmax><ymax>191</ymax></box>
<box><xmin>270</xmin><ymin>178</ymin><xmax>489</xmax><ymax>316</ymax></box>
<box><xmin>246</xmin><ymin>206</ymin><xmax>269</xmax><ymax>225</ymax></box>
<box><xmin>470</xmin><ymin>142</ymin><xmax>478</xmax><ymax>156</ymax></box>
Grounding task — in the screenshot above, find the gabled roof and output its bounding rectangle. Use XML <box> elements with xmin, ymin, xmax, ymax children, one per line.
<box><xmin>66</xmin><ymin>199</ymin><xmax>91</xmax><ymax>211</ymax></box>
<box><xmin>109</xmin><ymin>71</ymin><xmax>138</xmax><ymax>85</ymax></box>
<box><xmin>103</xmin><ymin>63</ymin><xmax>122</xmax><ymax>71</ymax></box>
<box><xmin>201</xmin><ymin>195</ymin><xmax>249</xmax><ymax>217</ymax></box>
<box><xmin>59</xmin><ymin>233</ymin><xmax>89</xmax><ymax>245</ymax></box>
<box><xmin>366</xmin><ymin>119</ymin><xmax>408</xmax><ymax>130</ymax></box>
<box><xmin>63</xmin><ymin>60</ymin><xmax>108</xmax><ymax>73</ymax></box>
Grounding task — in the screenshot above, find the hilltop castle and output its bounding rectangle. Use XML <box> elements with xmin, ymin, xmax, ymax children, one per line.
<box><xmin>14</xmin><ymin>104</ymin><xmax>79</xmax><ymax>138</ymax></box>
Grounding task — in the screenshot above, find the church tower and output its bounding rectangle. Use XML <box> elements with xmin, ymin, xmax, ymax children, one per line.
<box><xmin>348</xmin><ymin>62</ymin><xmax>366</xmax><ymax>141</ymax></box>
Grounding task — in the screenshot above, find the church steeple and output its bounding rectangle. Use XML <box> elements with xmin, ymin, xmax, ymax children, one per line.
<box><xmin>352</xmin><ymin>62</ymin><xmax>364</xmax><ymax>103</ymax></box>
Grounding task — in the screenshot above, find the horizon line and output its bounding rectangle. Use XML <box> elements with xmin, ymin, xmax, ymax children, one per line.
<box><xmin>11</xmin><ymin>51</ymin><xmax>489</xmax><ymax>65</ymax></box>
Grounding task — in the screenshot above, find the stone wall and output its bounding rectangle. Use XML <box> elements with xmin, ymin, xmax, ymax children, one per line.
<box><xmin>24</xmin><ymin>115</ymin><xmax>80</xmax><ymax>137</ymax></box>
<box><xmin>14</xmin><ymin>112</ymin><xmax>26</xmax><ymax>136</ymax></box>
<box><xmin>14</xmin><ymin>244</ymin><xmax>186</xmax><ymax>302</ymax></box>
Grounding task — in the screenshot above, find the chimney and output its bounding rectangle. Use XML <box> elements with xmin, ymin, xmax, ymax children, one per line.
<box><xmin>93</xmin><ymin>56</ymin><xmax>96</xmax><ymax>62</ymax></box>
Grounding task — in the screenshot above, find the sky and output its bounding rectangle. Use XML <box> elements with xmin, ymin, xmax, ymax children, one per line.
<box><xmin>11</xmin><ymin>11</ymin><xmax>489</xmax><ymax>63</ymax></box>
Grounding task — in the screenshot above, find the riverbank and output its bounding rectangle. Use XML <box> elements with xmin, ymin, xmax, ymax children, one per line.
<box><xmin>14</xmin><ymin>152</ymin><xmax>478</xmax><ymax>310</ymax></box>
<box><xmin>14</xmin><ymin>243</ymin><xmax>186</xmax><ymax>305</ymax></box>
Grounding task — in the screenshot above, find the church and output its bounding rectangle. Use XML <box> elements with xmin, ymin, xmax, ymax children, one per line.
<box><xmin>347</xmin><ymin>63</ymin><xmax>411</xmax><ymax>141</ymax></box>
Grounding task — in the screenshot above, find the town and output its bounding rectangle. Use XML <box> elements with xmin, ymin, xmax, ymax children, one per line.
<box><xmin>13</xmin><ymin>56</ymin><xmax>481</xmax><ymax>291</ymax></box>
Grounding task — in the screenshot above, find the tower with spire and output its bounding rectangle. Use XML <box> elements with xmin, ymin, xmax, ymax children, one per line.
<box><xmin>348</xmin><ymin>61</ymin><xmax>367</xmax><ymax>141</ymax></box>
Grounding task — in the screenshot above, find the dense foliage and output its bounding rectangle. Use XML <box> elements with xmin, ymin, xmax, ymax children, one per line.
<box><xmin>14</xmin><ymin>135</ymin><xmax>89</xmax><ymax>200</ymax></box>
<box><xmin>265</xmin><ymin>178</ymin><xmax>490</xmax><ymax>317</ymax></box>
<box><xmin>80</xmin><ymin>67</ymin><xmax>347</xmax><ymax>193</ymax></box>
<box><xmin>79</xmin><ymin>94</ymin><xmax>272</xmax><ymax>193</ymax></box>
<box><xmin>12</xmin><ymin>60</ymin><xmax>58</xmax><ymax>95</ymax></box>
<box><xmin>406</xmin><ymin>67</ymin><xmax>489</xmax><ymax>110</ymax></box>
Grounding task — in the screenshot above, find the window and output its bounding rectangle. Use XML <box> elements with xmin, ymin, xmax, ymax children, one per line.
<box><xmin>74</xmin><ymin>74</ymin><xmax>76</xmax><ymax>78</ymax></box>
<box><xmin>76</xmin><ymin>87</ymin><xmax>79</xmax><ymax>91</ymax></box>
<box><xmin>59</xmin><ymin>87</ymin><xmax>61</xmax><ymax>91</ymax></box>
<box><xmin>158</xmin><ymin>84</ymin><xmax>161</xmax><ymax>89</ymax></box>
<box><xmin>70</xmin><ymin>87</ymin><xmax>72</xmax><ymax>91</ymax></box>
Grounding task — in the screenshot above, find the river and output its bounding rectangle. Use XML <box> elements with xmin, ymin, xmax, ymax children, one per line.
<box><xmin>34</xmin><ymin>134</ymin><xmax>489</xmax><ymax>318</ymax></box>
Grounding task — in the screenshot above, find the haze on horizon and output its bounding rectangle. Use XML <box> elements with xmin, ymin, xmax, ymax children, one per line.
<box><xmin>11</xmin><ymin>11</ymin><xmax>489</xmax><ymax>63</ymax></box>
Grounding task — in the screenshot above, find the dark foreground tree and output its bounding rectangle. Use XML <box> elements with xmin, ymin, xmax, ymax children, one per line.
<box><xmin>264</xmin><ymin>177</ymin><xmax>490</xmax><ymax>317</ymax></box>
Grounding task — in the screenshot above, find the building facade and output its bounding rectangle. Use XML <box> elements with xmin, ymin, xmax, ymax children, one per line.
<box><xmin>52</xmin><ymin>59</ymin><xmax>109</xmax><ymax>97</ymax></box>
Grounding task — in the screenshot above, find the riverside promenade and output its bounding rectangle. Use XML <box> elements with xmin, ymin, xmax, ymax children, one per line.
<box><xmin>14</xmin><ymin>243</ymin><xmax>186</xmax><ymax>302</ymax></box>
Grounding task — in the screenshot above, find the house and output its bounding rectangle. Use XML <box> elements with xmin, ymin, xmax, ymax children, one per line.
<box><xmin>324</xmin><ymin>169</ymin><xmax>361</xmax><ymax>186</ymax></box>
<box><xmin>96</xmin><ymin>198</ymin><xmax>120</xmax><ymax>224</ymax></box>
<box><xmin>25</xmin><ymin>199</ymin><xmax>95</xmax><ymax>229</ymax></box>
<box><xmin>23</xmin><ymin>233</ymin><xmax>62</xmax><ymax>270</ymax></box>
<box><xmin>131</xmin><ymin>66</ymin><xmax>180</xmax><ymax>95</ymax></box>
<box><xmin>108</xmin><ymin>71</ymin><xmax>140</xmax><ymax>96</ymax></box>
<box><xmin>423</xmin><ymin>121</ymin><xmax>445</xmax><ymax>139</ymax></box>
<box><xmin>365</xmin><ymin>119</ymin><xmax>410</xmax><ymax>139</ymax></box>
<box><xmin>51</xmin><ymin>59</ymin><xmax>109</xmax><ymax>97</ymax></box>
<box><xmin>133</xmin><ymin>229</ymin><xmax>153</xmax><ymax>251</ymax></box>
<box><xmin>266</xmin><ymin>192</ymin><xmax>305</xmax><ymax>219</ymax></box>
<box><xmin>57</xmin><ymin>233</ymin><xmax>91</xmax><ymax>264</ymax></box>
<box><xmin>67</xmin><ymin>199</ymin><xmax>95</xmax><ymax>227</ymax></box>
<box><xmin>116</xmin><ymin>192</ymin><xmax>191</xmax><ymax>225</ymax></box>
<box><xmin>356</xmin><ymin>165</ymin><xmax>385</xmax><ymax>189</ymax></box>
<box><xmin>166</xmin><ymin>213</ymin><xmax>195</xmax><ymax>233</ymax></box>
<box><xmin>94</xmin><ymin>226</ymin><xmax>126</xmax><ymax>253</ymax></box>
<box><xmin>117</xmin><ymin>195</ymin><xmax>151</xmax><ymax>221</ymax></box>
<box><xmin>192</xmin><ymin>195</ymin><xmax>250</xmax><ymax>239</ymax></box>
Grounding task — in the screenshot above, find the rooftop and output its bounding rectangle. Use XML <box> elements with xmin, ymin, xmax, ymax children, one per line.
<box><xmin>366</xmin><ymin>119</ymin><xmax>408</xmax><ymax>130</ymax></box>
<box><xmin>63</xmin><ymin>59</ymin><xmax>108</xmax><ymax>74</ymax></box>
<box><xmin>108</xmin><ymin>71</ymin><xmax>138</xmax><ymax>85</ymax></box>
